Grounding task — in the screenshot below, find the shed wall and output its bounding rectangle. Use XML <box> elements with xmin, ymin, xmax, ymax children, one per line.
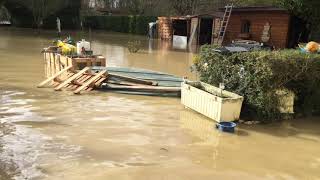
<box><xmin>158</xmin><ymin>17</ymin><xmax>173</xmax><ymax>40</ymax></box>
<box><xmin>224</xmin><ymin>11</ymin><xmax>291</xmax><ymax>48</ymax></box>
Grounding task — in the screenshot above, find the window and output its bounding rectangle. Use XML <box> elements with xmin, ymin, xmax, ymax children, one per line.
<box><xmin>241</xmin><ymin>20</ymin><xmax>251</xmax><ymax>33</ymax></box>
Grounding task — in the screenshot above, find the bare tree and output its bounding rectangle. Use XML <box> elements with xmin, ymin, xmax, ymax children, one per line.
<box><xmin>0</xmin><ymin>5</ymin><xmax>10</xmax><ymax>21</ymax></box>
<box><xmin>101</xmin><ymin>0</ymin><xmax>161</xmax><ymax>15</ymax></box>
<box><xmin>31</xmin><ymin>0</ymin><xmax>67</xmax><ymax>28</ymax></box>
<box><xmin>170</xmin><ymin>0</ymin><xmax>199</xmax><ymax>15</ymax></box>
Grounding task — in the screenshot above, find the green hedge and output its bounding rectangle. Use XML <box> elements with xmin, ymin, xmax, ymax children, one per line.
<box><xmin>311</xmin><ymin>24</ymin><xmax>320</xmax><ymax>41</ymax></box>
<box><xmin>5</xmin><ymin>1</ymin><xmax>80</xmax><ymax>29</ymax></box>
<box><xmin>83</xmin><ymin>15</ymin><xmax>157</xmax><ymax>35</ymax></box>
<box><xmin>194</xmin><ymin>45</ymin><xmax>320</xmax><ymax>121</ymax></box>
<box><xmin>43</xmin><ymin>14</ymin><xmax>80</xmax><ymax>30</ymax></box>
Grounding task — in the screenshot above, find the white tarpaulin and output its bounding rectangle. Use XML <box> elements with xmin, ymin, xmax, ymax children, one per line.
<box><xmin>173</xmin><ymin>35</ymin><xmax>188</xmax><ymax>49</ymax></box>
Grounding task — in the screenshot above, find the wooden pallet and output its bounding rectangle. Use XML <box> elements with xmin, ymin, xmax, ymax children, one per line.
<box><xmin>37</xmin><ymin>66</ymin><xmax>108</xmax><ymax>94</ymax></box>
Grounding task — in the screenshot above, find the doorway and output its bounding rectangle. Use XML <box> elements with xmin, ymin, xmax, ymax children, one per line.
<box><xmin>199</xmin><ymin>17</ymin><xmax>213</xmax><ymax>45</ymax></box>
<box><xmin>172</xmin><ymin>19</ymin><xmax>188</xmax><ymax>36</ymax></box>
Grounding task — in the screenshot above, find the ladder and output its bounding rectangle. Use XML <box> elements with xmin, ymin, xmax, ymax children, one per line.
<box><xmin>216</xmin><ymin>5</ymin><xmax>233</xmax><ymax>45</ymax></box>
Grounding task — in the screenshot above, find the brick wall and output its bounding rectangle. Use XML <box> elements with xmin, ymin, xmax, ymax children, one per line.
<box><xmin>224</xmin><ymin>11</ymin><xmax>291</xmax><ymax>49</ymax></box>
<box><xmin>158</xmin><ymin>17</ymin><xmax>173</xmax><ymax>40</ymax></box>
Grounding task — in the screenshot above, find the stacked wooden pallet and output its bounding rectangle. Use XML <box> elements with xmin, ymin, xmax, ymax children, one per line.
<box><xmin>37</xmin><ymin>66</ymin><xmax>107</xmax><ymax>94</ymax></box>
<box><xmin>37</xmin><ymin>66</ymin><xmax>182</xmax><ymax>95</ymax></box>
<box><xmin>42</xmin><ymin>46</ymin><xmax>106</xmax><ymax>79</ymax></box>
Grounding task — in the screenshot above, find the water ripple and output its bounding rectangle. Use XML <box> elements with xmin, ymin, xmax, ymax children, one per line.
<box><xmin>0</xmin><ymin>90</ymin><xmax>82</xmax><ymax>180</ymax></box>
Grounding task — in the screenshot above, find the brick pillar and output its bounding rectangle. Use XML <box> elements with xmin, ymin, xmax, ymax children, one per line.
<box><xmin>158</xmin><ymin>17</ymin><xmax>173</xmax><ymax>40</ymax></box>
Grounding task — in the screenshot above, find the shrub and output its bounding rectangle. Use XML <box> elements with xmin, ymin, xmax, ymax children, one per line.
<box><xmin>127</xmin><ymin>40</ymin><xmax>141</xmax><ymax>53</ymax></box>
<box><xmin>194</xmin><ymin>45</ymin><xmax>320</xmax><ymax>121</ymax></box>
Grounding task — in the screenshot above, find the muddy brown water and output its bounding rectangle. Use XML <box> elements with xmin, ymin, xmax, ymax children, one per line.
<box><xmin>0</xmin><ymin>28</ymin><xmax>320</xmax><ymax>180</ymax></box>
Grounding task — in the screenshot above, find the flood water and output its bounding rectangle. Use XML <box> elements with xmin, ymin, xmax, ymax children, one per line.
<box><xmin>0</xmin><ymin>28</ymin><xmax>320</xmax><ymax>180</ymax></box>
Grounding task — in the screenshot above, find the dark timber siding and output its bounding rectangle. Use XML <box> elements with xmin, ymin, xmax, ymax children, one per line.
<box><xmin>225</xmin><ymin>11</ymin><xmax>290</xmax><ymax>49</ymax></box>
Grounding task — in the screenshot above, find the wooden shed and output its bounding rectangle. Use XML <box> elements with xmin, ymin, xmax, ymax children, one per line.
<box><xmin>158</xmin><ymin>13</ymin><xmax>223</xmax><ymax>48</ymax></box>
<box><xmin>158</xmin><ymin>6</ymin><xmax>308</xmax><ymax>49</ymax></box>
<box><xmin>219</xmin><ymin>6</ymin><xmax>308</xmax><ymax>49</ymax></box>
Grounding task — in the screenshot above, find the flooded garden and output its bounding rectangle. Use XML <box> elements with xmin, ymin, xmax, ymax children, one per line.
<box><xmin>0</xmin><ymin>28</ymin><xmax>319</xmax><ymax>180</ymax></box>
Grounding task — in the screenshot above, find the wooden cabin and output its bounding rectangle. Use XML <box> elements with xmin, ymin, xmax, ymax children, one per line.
<box><xmin>220</xmin><ymin>6</ymin><xmax>309</xmax><ymax>49</ymax></box>
<box><xmin>158</xmin><ymin>6</ymin><xmax>308</xmax><ymax>49</ymax></box>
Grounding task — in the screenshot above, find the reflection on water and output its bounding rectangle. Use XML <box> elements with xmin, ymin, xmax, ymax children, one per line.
<box><xmin>180</xmin><ymin>110</ymin><xmax>220</xmax><ymax>143</ymax></box>
<box><xmin>0</xmin><ymin>91</ymin><xmax>84</xmax><ymax>180</ymax></box>
<box><xmin>180</xmin><ymin>109</ymin><xmax>320</xmax><ymax>179</ymax></box>
<box><xmin>92</xmin><ymin>38</ymin><xmax>196</xmax><ymax>80</ymax></box>
<box><xmin>180</xmin><ymin>110</ymin><xmax>222</xmax><ymax>170</ymax></box>
<box><xmin>0</xmin><ymin>28</ymin><xmax>320</xmax><ymax>180</ymax></box>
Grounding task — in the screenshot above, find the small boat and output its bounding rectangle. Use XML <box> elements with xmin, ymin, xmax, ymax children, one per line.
<box><xmin>92</xmin><ymin>66</ymin><xmax>183</xmax><ymax>96</ymax></box>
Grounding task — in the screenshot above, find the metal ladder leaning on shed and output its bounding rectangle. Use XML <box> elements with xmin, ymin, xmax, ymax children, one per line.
<box><xmin>215</xmin><ymin>5</ymin><xmax>233</xmax><ymax>45</ymax></box>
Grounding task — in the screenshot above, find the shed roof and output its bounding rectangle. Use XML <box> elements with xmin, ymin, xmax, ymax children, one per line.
<box><xmin>219</xmin><ymin>6</ymin><xmax>288</xmax><ymax>13</ymax></box>
<box><xmin>159</xmin><ymin>12</ymin><xmax>224</xmax><ymax>20</ymax></box>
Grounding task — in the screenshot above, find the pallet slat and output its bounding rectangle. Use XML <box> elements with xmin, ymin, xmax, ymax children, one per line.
<box><xmin>69</xmin><ymin>75</ymin><xmax>93</xmax><ymax>90</ymax></box>
<box><xmin>86</xmin><ymin>77</ymin><xmax>106</xmax><ymax>91</ymax></box>
<box><xmin>37</xmin><ymin>66</ymin><xmax>73</xmax><ymax>88</ymax></box>
<box><xmin>74</xmin><ymin>70</ymin><xmax>108</xmax><ymax>94</ymax></box>
<box><xmin>54</xmin><ymin>67</ymin><xmax>90</xmax><ymax>91</ymax></box>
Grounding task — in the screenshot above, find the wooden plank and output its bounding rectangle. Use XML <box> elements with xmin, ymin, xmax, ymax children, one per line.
<box><xmin>53</xmin><ymin>73</ymin><xmax>74</xmax><ymax>83</ymax></box>
<box><xmin>109</xmin><ymin>73</ymin><xmax>157</xmax><ymax>86</ymax></box>
<box><xmin>55</xmin><ymin>67</ymin><xmax>90</xmax><ymax>91</ymax></box>
<box><xmin>66</xmin><ymin>74</ymin><xmax>88</xmax><ymax>89</ymax></box>
<box><xmin>37</xmin><ymin>66</ymin><xmax>73</xmax><ymax>88</ymax></box>
<box><xmin>74</xmin><ymin>70</ymin><xmax>107</xmax><ymax>94</ymax></box>
<box><xmin>105</xmin><ymin>84</ymin><xmax>181</xmax><ymax>93</ymax></box>
<box><xmin>52</xmin><ymin>53</ymin><xmax>57</xmax><ymax>75</ymax></box>
<box><xmin>86</xmin><ymin>77</ymin><xmax>106</xmax><ymax>91</ymax></box>
<box><xmin>66</xmin><ymin>74</ymin><xmax>86</xmax><ymax>89</ymax></box>
<box><xmin>46</xmin><ymin>53</ymin><xmax>50</xmax><ymax>78</ymax></box>
<box><xmin>61</xmin><ymin>72</ymin><xmax>75</xmax><ymax>82</ymax></box>
<box><xmin>94</xmin><ymin>77</ymin><xmax>106</xmax><ymax>87</ymax></box>
<box><xmin>60</xmin><ymin>73</ymin><xmax>79</xmax><ymax>89</ymax></box>
<box><xmin>52</xmin><ymin>82</ymin><xmax>60</xmax><ymax>87</ymax></box>
<box><xmin>85</xmin><ymin>77</ymin><xmax>102</xmax><ymax>91</ymax></box>
<box><xmin>69</xmin><ymin>75</ymin><xmax>92</xmax><ymax>90</ymax></box>
<box><xmin>51</xmin><ymin>72</ymin><xmax>74</xmax><ymax>87</ymax></box>
<box><xmin>44</xmin><ymin>53</ymin><xmax>47</xmax><ymax>78</ymax></box>
<box><xmin>49</xmin><ymin>52</ymin><xmax>53</xmax><ymax>77</ymax></box>
<box><xmin>69</xmin><ymin>73</ymin><xmax>92</xmax><ymax>91</ymax></box>
<box><xmin>70</xmin><ymin>75</ymin><xmax>87</xmax><ymax>86</ymax></box>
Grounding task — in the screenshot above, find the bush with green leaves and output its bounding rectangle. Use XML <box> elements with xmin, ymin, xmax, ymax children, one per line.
<box><xmin>194</xmin><ymin>45</ymin><xmax>320</xmax><ymax>121</ymax></box>
<box><xmin>127</xmin><ymin>40</ymin><xmax>141</xmax><ymax>53</ymax></box>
